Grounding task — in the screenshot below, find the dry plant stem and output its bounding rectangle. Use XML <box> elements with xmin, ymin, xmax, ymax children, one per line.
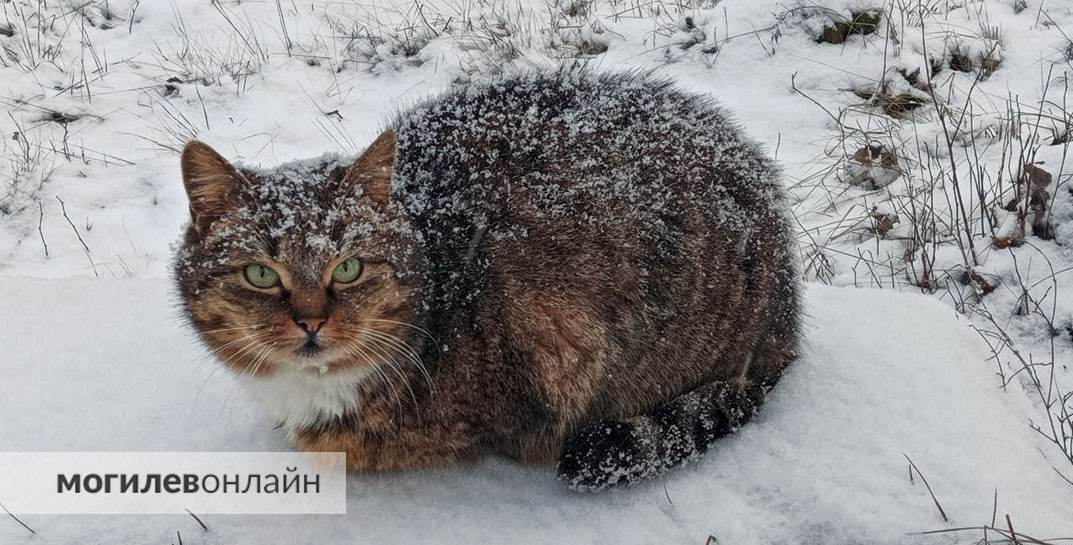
<box><xmin>918</xmin><ymin>21</ymin><xmax>980</xmax><ymax>270</ymax></box>
<box><xmin>903</xmin><ymin>453</ymin><xmax>949</xmax><ymax>522</ymax></box>
<box><xmin>974</xmin><ymin>300</ymin><xmax>1073</xmax><ymax>468</ymax></box>
<box><xmin>184</xmin><ymin>508</ymin><xmax>209</xmax><ymax>532</ymax></box>
<box><xmin>911</xmin><ymin>519</ymin><xmax>1072</xmax><ymax>545</ymax></box>
<box><xmin>0</xmin><ymin>498</ymin><xmax>35</xmax><ymax>535</ymax></box>
<box><xmin>55</xmin><ymin>195</ymin><xmax>97</xmax><ymax>277</ymax></box>
<box><xmin>37</xmin><ymin>200</ymin><xmax>47</xmax><ymax>257</ymax></box>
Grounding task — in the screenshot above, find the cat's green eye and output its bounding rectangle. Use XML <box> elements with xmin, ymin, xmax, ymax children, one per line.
<box><xmin>243</xmin><ymin>263</ymin><xmax>280</xmax><ymax>289</ymax></box>
<box><xmin>332</xmin><ymin>258</ymin><xmax>363</xmax><ymax>284</ymax></box>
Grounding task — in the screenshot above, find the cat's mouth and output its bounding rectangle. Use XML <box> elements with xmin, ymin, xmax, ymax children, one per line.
<box><xmin>287</xmin><ymin>339</ymin><xmax>346</xmax><ymax>375</ymax></box>
<box><xmin>295</xmin><ymin>338</ymin><xmax>325</xmax><ymax>357</ymax></box>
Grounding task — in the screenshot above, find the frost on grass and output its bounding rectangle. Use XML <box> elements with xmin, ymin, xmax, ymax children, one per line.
<box><xmin>322</xmin><ymin>0</ymin><xmax>613</xmax><ymax>76</ymax></box>
<box><xmin>786</xmin><ymin>0</ymin><xmax>1073</xmax><ymax>472</ymax></box>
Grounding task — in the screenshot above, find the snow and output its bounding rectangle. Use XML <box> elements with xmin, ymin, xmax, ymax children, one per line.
<box><xmin>0</xmin><ymin>278</ymin><xmax>1069</xmax><ymax>544</ymax></box>
<box><xmin>3</xmin><ymin>0</ymin><xmax>1073</xmax><ymax>542</ymax></box>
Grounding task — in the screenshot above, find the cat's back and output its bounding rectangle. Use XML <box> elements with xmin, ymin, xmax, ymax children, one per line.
<box><xmin>390</xmin><ymin>70</ymin><xmax>786</xmax><ymax>239</ymax></box>
<box><xmin>386</xmin><ymin>71</ymin><xmax>797</xmax><ymax>360</ymax></box>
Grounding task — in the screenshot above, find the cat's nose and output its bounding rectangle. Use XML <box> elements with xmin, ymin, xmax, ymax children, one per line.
<box><xmin>294</xmin><ymin>317</ymin><xmax>326</xmax><ymax>336</ymax></box>
<box><xmin>289</xmin><ymin>288</ymin><xmax>329</xmax><ymax>337</ymax></box>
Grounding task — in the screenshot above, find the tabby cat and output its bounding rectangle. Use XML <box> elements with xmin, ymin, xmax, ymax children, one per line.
<box><xmin>175</xmin><ymin>71</ymin><xmax>799</xmax><ymax>491</ymax></box>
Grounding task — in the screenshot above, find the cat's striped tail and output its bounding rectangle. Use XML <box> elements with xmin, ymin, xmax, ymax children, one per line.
<box><xmin>556</xmin><ymin>381</ymin><xmax>770</xmax><ymax>492</ymax></box>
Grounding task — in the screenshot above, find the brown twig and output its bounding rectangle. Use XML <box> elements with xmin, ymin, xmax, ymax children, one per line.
<box><xmin>37</xmin><ymin>200</ymin><xmax>48</xmax><ymax>257</ymax></box>
<box><xmin>55</xmin><ymin>195</ymin><xmax>97</xmax><ymax>277</ymax></box>
<box><xmin>903</xmin><ymin>453</ymin><xmax>948</xmax><ymax>522</ymax></box>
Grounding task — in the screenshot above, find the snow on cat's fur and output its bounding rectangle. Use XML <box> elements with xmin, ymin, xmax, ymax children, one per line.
<box><xmin>175</xmin><ymin>70</ymin><xmax>798</xmax><ymax>491</ymax></box>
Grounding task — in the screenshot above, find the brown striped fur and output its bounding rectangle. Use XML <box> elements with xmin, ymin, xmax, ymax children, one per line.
<box><xmin>175</xmin><ymin>71</ymin><xmax>799</xmax><ymax>491</ymax></box>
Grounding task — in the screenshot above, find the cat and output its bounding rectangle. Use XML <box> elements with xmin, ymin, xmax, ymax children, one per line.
<box><xmin>174</xmin><ymin>70</ymin><xmax>800</xmax><ymax>491</ymax></box>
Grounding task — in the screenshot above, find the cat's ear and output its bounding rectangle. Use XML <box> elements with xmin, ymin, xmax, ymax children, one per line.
<box><xmin>181</xmin><ymin>141</ymin><xmax>237</xmax><ymax>233</ymax></box>
<box><xmin>346</xmin><ymin>130</ymin><xmax>397</xmax><ymax>208</ymax></box>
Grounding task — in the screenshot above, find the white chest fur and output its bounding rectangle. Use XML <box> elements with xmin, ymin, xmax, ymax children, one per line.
<box><xmin>241</xmin><ymin>367</ymin><xmax>375</xmax><ymax>432</ymax></box>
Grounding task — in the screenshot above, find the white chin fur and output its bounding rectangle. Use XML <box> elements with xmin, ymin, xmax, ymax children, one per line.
<box><xmin>241</xmin><ymin>364</ymin><xmax>375</xmax><ymax>432</ymax></box>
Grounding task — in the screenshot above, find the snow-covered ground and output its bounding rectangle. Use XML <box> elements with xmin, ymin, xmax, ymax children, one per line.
<box><xmin>2</xmin><ymin>279</ymin><xmax>1070</xmax><ymax>544</ymax></box>
<box><xmin>2</xmin><ymin>0</ymin><xmax>1073</xmax><ymax>542</ymax></box>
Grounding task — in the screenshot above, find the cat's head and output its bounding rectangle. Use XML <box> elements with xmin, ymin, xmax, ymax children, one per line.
<box><xmin>174</xmin><ymin>132</ymin><xmax>422</xmax><ymax>378</ymax></box>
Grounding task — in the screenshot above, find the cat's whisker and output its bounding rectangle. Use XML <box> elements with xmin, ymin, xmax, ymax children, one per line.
<box><xmin>246</xmin><ymin>342</ymin><xmax>277</xmax><ymax>378</ymax></box>
<box><xmin>199</xmin><ymin>324</ymin><xmax>263</xmax><ymax>335</ymax></box>
<box><xmin>352</xmin><ymin>334</ymin><xmax>421</xmax><ymax>414</ymax></box>
<box><xmin>207</xmin><ymin>332</ymin><xmax>264</xmax><ymax>356</ymax></box>
<box><xmin>340</xmin><ymin>340</ymin><xmax>404</xmax><ymax>421</ymax></box>
<box><xmin>194</xmin><ymin>332</ymin><xmax>270</xmax><ymax>405</ymax></box>
<box><xmin>356</xmin><ymin>319</ymin><xmax>438</xmax><ymax>346</ymax></box>
<box><xmin>355</xmin><ymin>328</ymin><xmax>435</xmax><ymax>394</ymax></box>
<box><xmin>238</xmin><ymin>341</ymin><xmax>271</xmax><ymax>379</ymax></box>
<box><xmin>193</xmin><ymin>332</ymin><xmax>271</xmax><ymax>404</ymax></box>
<box><xmin>193</xmin><ymin>364</ymin><xmax>227</xmax><ymax>403</ymax></box>
<box><xmin>374</xmin><ymin>365</ymin><xmax>406</xmax><ymax>425</ymax></box>
<box><xmin>340</xmin><ymin>338</ymin><xmax>406</xmax><ymax>423</ymax></box>
<box><xmin>218</xmin><ymin>335</ymin><xmax>271</xmax><ymax>370</ymax></box>
<box><xmin>356</xmin><ymin>328</ymin><xmax>423</xmax><ymax>365</ymax></box>
<box><xmin>218</xmin><ymin>339</ymin><xmax>275</xmax><ymax>418</ymax></box>
<box><xmin>367</xmin><ymin>344</ymin><xmax>418</xmax><ymax>406</ymax></box>
<box><xmin>217</xmin><ymin>343</ymin><xmax>259</xmax><ymax>370</ymax></box>
<box><xmin>190</xmin><ymin>331</ymin><xmax>262</xmax><ymax>369</ymax></box>
<box><xmin>353</xmin><ymin>331</ymin><xmax>420</xmax><ymax>378</ymax></box>
<box><xmin>381</xmin><ymin>359</ymin><xmax>422</xmax><ymax>424</ymax></box>
<box><xmin>336</xmin><ymin>325</ymin><xmax>426</xmax><ymax>366</ymax></box>
<box><xmin>244</xmin><ymin>342</ymin><xmax>277</xmax><ymax>380</ymax></box>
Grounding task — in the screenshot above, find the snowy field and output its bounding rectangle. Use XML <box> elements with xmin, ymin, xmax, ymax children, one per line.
<box><xmin>2</xmin><ymin>0</ymin><xmax>1073</xmax><ymax>543</ymax></box>
<box><xmin>2</xmin><ymin>279</ymin><xmax>1070</xmax><ymax>543</ymax></box>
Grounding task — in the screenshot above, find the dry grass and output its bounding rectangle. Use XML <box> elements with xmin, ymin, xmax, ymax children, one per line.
<box><xmin>788</xmin><ymin>0</ymin><xmax>1073</xmax><ymax>476</ymax></box>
